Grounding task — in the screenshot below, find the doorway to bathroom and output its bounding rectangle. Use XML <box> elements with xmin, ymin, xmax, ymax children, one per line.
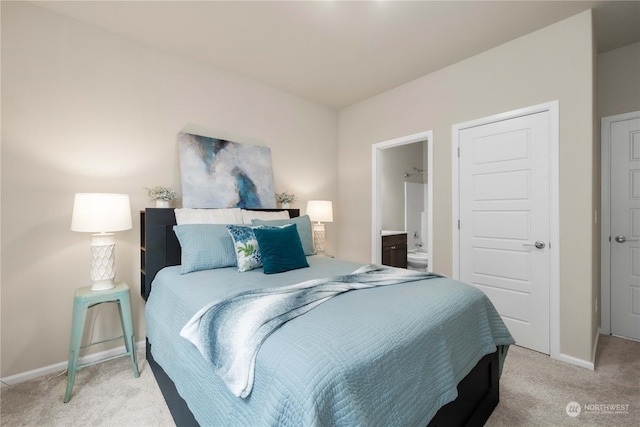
<box><xmin>372</xmin><ymin>131</ymin><xmax>433</xmax><ymax>271</ymax></box>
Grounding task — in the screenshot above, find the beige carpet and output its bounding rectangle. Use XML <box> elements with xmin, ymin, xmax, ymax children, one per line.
<box><xmin>0</xmin><ymin>351</ymin><xmax>174</xmax><ymax>426</ymax></box>
<box><xmin>488</xmin><ymin>334</ymin><xmax>640</xmax><ymax>426</ymax></box>
<box><xmin>1</xmin><ymin>335</ymin><xmax>638</xmax><ymax>426</ymax></box>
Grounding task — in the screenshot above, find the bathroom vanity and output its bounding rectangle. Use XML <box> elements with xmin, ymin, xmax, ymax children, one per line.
<box><xmin>381</xmin><ymin>233</ymin><xmax>408</xmax><ymax>269</ymax></box>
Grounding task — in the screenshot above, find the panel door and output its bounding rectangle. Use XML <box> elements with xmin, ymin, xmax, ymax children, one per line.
<box><xmin>459</xmin><ymin>111</ymin><xmax>550</xmax><ymax>354</ymax></box>
<box><xmin>610</xmin><ymin>116</ymin><xmax>640</xmax><ymax>341</ymax></box>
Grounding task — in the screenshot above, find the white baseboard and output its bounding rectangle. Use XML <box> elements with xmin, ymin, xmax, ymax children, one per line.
<box><xmin>551</xmin><ymin>328</ymin><xmax>600</xmax><ymax>371</ymax></box>
<box><xmin>556</xmin><ymin>352</ymin><xmax>595</xmax><ymax>370</ymax></box>
<box><xmin>1</xmin><ymin>340</ymin><xmax>145</xmax><ymax>388</ymax></box>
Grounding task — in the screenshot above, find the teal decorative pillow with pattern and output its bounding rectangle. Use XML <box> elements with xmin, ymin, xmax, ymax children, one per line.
<box><xmin>226</xmin><ymin>225</ymin><xmax>262</xmax><ymax>272</ymax></box>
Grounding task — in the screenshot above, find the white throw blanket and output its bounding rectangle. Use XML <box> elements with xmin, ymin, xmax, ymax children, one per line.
<box><xmin>180</xmin><ymin>264</ymin><xmax>441</xmax><ymax>398</ymax></box>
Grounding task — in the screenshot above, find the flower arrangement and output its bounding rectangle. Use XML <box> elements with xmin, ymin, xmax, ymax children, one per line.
<box><xmin>275</xmin><ymin>191</ymin><xmax>296</xmax><ymax>204</ymax></box>
<box><xmin>145</xmin><ymin>186</ymin><xmax>177</xmax><ymax>201</ymax></box>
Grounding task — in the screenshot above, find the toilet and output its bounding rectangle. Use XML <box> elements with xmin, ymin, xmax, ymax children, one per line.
<box><xmin>407</xmin><ymin>250</ymin><xmax>429</xmax><ymax>271</ymax></box>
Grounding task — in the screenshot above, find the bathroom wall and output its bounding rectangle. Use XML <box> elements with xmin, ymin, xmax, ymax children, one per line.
<box><xmin>380</xmin><ymin>142</ymin><xmax>425</xmax><ymax>231</ymax></box>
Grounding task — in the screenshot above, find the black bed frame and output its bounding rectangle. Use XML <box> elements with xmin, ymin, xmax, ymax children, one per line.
<box><xmin>140</xmin><ymin>208</ymin><xmax>301</xmax><ymax>300</ymax></box>
<box><xmin>141</xmin><ymin>208</ymin><xmax>500</xmax><ymax>427</ymax></box>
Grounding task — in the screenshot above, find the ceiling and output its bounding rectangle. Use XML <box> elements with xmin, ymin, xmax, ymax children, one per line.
<box><xmin>29</xmin><ymin>0</ymin><xmax>640</xmax><ymax>110</ymax></box>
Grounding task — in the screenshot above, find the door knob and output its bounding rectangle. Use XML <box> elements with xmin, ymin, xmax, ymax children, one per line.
<box><xmin>523</xmin><ymin>241</ymin><xmax>545</xmax><ymax>249</ymax></box>
<box><xmin>615</xmin><ymin>235</ymin><xmax>639</xmax><ymax>243</ymax></box>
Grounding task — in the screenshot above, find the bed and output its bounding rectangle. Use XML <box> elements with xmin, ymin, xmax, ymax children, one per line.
<box><xmin>141</xmin><ymin>208</ymin><xmax>514</xmax><ymax>426</ymax></box>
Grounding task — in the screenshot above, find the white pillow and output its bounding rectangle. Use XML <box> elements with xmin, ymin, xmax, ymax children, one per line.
<box><xmin>174</xmin><ymin>208</ymin><xmax>243</xmax><ymax>225</ymax></box>
<box><xmin>241</xmin><ymin>209</ymin><xmax>290</xmax><ymax>224</ymax></box>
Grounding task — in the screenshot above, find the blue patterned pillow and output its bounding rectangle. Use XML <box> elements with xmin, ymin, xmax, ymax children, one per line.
<box><xmin>226</xmin><ymin>225</ymin><xmax>262</xmax><ymax>272</ymax></box>
<box><xmin>173</xmin><ymin>224</ymin><xmax>237</xmax><ymax>274</ymax></box>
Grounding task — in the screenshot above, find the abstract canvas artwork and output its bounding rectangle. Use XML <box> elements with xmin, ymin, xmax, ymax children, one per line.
<box><xmin>178</xmin><ymin>132</ymin><xmax>276</xmax><ymax>208</ymax></box>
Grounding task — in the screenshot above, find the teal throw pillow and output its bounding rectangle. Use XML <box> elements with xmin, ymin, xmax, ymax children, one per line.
<box><xmin>253</xmin><ymin>224</ymin><xmax>309</xmax><ymax>274</ymax></box>
<box><xmin>173</xmin><ymin>224</ymin><xmax>237</xmax><ymax>274</ymax></box>
<box><xmin>226</xmin><ymin>225</ymin><xmax>262</xmax><ymax>272</ymax></box>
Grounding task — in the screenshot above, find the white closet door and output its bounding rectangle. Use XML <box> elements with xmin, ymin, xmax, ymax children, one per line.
<box><xmin>459</xmin><ymin>111</ymin><xmax>550</xmax><ymax>354</ymax></box>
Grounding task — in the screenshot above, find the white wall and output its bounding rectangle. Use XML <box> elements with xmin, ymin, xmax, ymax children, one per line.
<box><xmin>1</xmin><ymin>1</ymin><xmax>338</xmax><ymax>377</ymax></box>
<box><xmin>337</xmin><ymin>11</ymin><xmax>597</xmax><ymax>363</ymax></box>
<box><xmin>598</xmin><ymin>42</ymin><xmax>640</xmax><ymax>118</ymax></box>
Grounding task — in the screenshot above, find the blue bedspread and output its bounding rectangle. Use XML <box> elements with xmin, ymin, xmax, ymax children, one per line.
<box><xmin>145</xmin><ymin>257</ymin><xmax>514</xmax><ymax>426</ymax></box>
<box><xmin>180</xmin><ymin>264</ymin><xmax>442</xmax><ymax>398</ymax></box>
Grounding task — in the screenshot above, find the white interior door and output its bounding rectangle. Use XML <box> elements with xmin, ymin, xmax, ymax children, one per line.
<box><xmin>610</xmin><ymin>115</ymin><xmax>640</xmax><ymax>341</ymax></box>
<box><xmin>458</xmin><ymin>111</ymin><xmax>551</xmax><ymax>354</ymax></box>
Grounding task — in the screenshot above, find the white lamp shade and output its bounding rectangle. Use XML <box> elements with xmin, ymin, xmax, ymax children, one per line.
<box><xmin>306</xmin><ymin>200</ymin><xmax>333</xmax><ymax>223</ymax></box>
<box><xmin>71</xmin><ymin>193</ymin><xmax>133</xmax><ymax>233</ymax></box>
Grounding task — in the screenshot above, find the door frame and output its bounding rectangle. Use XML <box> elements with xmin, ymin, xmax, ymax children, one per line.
<box><xmin>600</xmin><ymin>110</ymin><xmax>640</xmax><ymax>335</ymax></box>
<box><xmin>451</xmin><ymin>101</ymin><xmax>560</xmax><ymax>360</ymax></box>
<box><xmin>372</xmin><ymin>130</ymin><xmax>433</xmax><ymax>266</ymax></box>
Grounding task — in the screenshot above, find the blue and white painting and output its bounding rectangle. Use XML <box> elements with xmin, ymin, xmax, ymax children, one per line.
<box><xmin>179</xmin><ymin>132</ymin><xmax>276</xmax><ymax>208</ymax></box>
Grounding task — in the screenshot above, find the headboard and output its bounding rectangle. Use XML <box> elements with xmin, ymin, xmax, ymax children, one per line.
<box><xmin>140</xmin><ymin>208</ymin><xmax>300</xmax><ymax>300</ymax></box>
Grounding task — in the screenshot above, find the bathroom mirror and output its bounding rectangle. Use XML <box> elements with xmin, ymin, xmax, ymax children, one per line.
<box><xmin>372</xmin><ymin>131</ymin><xmax>433</xmax><ymax>271</ymax></box>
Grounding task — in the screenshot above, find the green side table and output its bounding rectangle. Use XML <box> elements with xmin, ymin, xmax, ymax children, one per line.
<box><xmin>64</xmin><ymin>283</ymin><xmax>140</xmax><ymax>403</ymax></box>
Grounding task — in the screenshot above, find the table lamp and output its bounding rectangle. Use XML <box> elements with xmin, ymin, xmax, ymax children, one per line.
<box><xmin>306</xmin><ymin>200</ymin><xmax>333</xmax><ymax>255</ymax></box>
<box><xmin>71</xmin><ymin>193</ymin><xmax>133</xmax><ymax>291</ymax></box>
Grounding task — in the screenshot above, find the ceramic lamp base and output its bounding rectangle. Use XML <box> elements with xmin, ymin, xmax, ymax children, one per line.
<box><xmin>312</xmin><ymin>222</ymin><xmax>326</xmax><ymax>255</ymax></box>
<box><xmin>90</xmin><ymin>233</ymin><xmax>117</xmax><ymax>292</ymax></box>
